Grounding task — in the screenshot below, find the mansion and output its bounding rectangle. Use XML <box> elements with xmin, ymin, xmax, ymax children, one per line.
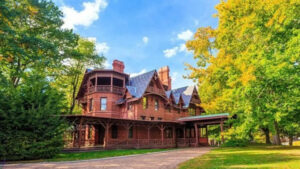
<box><xmin>65</xmin><ymin>60</ymin><xmax>228</xmax><ymax>149</ymax></box>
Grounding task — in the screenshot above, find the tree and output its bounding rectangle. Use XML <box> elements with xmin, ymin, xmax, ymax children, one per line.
<box><xmin>0</xmin><ymin>74</ymin><xmax>66</xmax><ymax>160</ymax></box>
<box><xmin>55</xmin><ymin>38</ymin><xmax>105</xmax><ymax>114</ymax></box>
<box><xmin>186</xmin><ymin>0</ymin><xmax>300</xmax><ymax>144</ymax></box>
<box><xmin>0</xmin><ymin>0</ymin><xmax>78</xmax><ymax>87</ymax></box>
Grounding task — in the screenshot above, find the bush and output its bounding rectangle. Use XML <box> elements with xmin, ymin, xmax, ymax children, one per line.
<box><xmin>0</xmin><ymin>75</ymin><xmax>66</xmax><ymax>161</ymax></box>
<box><xmin>222</xmin><ymin>139</ymin><xmax>248</xmax><ymax>147</ymax></box>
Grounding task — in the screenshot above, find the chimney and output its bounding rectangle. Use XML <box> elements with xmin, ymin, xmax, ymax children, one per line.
<box><xmin>158</xmin><ymin>66</ymin><xmax>172</xmax><ymax>90</ymax></box>
<box><xmin>112</xmin><ymin>60</ymin><xmax>125</xmax><ymax>73</ymax></box>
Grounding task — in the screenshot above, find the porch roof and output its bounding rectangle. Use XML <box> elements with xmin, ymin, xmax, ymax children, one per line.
<box><xmin>177</xmin><ymin>113</ymin><xmax>229</xmax><ymax>122</ymax></box>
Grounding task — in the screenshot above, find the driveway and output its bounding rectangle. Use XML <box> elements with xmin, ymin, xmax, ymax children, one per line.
<box><xmin>2</xmin><ymin>147</ymin><xmax>211</xmax><ymax>169</ymax></box>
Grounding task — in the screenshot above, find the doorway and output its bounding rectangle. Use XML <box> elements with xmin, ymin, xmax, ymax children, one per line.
<box><xmin>95</xmin><ymin>125</ymin><xmax>105</xmax><ymax>145</ymax></box>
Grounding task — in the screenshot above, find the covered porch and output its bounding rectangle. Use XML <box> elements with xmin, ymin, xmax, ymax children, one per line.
<box><xmin>63</xmin><ymin>113</ymin><xmax>229</xmax><ymax>150</ymax></box>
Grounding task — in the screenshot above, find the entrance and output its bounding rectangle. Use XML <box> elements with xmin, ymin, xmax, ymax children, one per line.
<box><xmin>95</xmin><ymin>125</ymin><xmax>105</xmax><ymax>145</ymax></box>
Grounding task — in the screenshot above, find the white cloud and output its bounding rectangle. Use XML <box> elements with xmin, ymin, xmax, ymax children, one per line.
<box><xmin>61</xmin><ymin>0</ymin><xmax>108</xmax><ymax>29</ymax></box>
<box><xmin>88</xmin><ymin>37</ymin><xmax>110</xmax><ymax>54</ymax></box>
<box><xmin>96</xmin><ymin>42</ymin><xmax>110</xmax><ymax>54</ymax></box>
<box><xmin>163</xmin><ymin>47</ymin><xmax>179</xmax><ymax>58</ymax></box>
<box><xmin>179</xmin><ymin>43</ymin><xmax>187</xmax><ymax>52</ymax></box>
<box><xmin>142</xmin><ymin>36</ymin><xmax>149</xmax><ymax>44</ymax></box>
<box><xmin>177</xmin><ymin>29</ymin><xmax>193</xmax><ymax>41</ymax></box>
<box><xmin>130</xmin><ymin>69</ymin><xmax>147</xmax><ymax>77</ymax></box>
<box><xmin>163</xmin><ymin>43</ymin><xmax>191</xmax><ymax>58</ymax></box>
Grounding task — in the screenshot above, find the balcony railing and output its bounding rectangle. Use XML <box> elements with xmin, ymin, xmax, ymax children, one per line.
<box><xmin>146</xmin><ymin>86</ymin><xmax>165</xmax><ymax>96</ymax></box>
<box><xmin>88</xmin><ymin>85</ymin><xmax>125</xmax><ymax>95</ymax></box>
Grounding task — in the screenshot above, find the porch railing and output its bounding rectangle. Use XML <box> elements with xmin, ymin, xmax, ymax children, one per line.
<box><xmin>88</xmin><ymin>85</ymin><xmax>125</xmax><ymax>95</ymax></box>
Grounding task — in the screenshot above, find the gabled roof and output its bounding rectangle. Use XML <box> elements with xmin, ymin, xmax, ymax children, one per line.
<box><xmin>126</xmin><ymin>70</ymin><xmax>156</xmax><ymax>98</ymax></box>
<box><xmin>167</xmin><ymin>86</ymin><xmax>197</xmax><ymax>107</ymax></box>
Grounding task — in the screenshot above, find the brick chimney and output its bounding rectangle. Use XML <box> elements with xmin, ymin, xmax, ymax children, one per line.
<box><xmin>158</xmin><ymin>66</ymin><xmax>172</xmax><ymax>90</ymax></box>
<box><xmin>112</xmin><ymin>60</ymin><xmax>125</xmax><ymax>73</ymax></box>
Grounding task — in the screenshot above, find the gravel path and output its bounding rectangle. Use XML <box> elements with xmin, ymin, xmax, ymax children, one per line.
<box><xmin>2</xmin><ymin>147</ymin><xmax>211</xmax><ymax>169</ymax></box>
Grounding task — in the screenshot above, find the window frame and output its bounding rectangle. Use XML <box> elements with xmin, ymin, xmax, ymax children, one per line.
<box><xmin>100</xmin><ymin>97</ymin><xmax>107</xmax><ymax>111</ymax></box>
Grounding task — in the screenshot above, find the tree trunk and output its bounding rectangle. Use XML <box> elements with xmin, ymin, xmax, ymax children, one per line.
<box><xmin>289</xmin><ymin>135</ymin><xmax>293</xmax><ymax>146</ymax></box>
<box><xmin>274</xmin><ymin>121</ymin><xmax>281</xmax><ymax>145</ymax></box>
<box><xmin>262</xmin><ymin>127</ymin><xmax>271</xmax><ymax>144</ymax></box>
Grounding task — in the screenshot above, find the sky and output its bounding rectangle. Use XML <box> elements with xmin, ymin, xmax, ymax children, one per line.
<box><xmin>53</xmin><ymin>0</ymin><xmax>219</xmax><ymax>89</ymax></box>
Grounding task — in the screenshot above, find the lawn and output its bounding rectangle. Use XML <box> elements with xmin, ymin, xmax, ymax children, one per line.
<box><xmin>179</xmin><ymin>145</ymin><xmax>300</xmax><ymax>169</ymax></box>
<box><xmin>9</xmin><ymin>148</ymin><xmax>171</xmax><ymax>163</ymax></box>
<box><xmin>48</xmin><ymin>148</ymin><xmax>171</xmax><ymax>162</ymax></box>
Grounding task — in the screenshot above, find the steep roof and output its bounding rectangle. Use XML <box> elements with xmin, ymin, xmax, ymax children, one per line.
<box><xmin>167</xmin><ymin>86</ymin><xmax>197</xmax><ymax>107</ymax></box>
<box><xmin>126</xmin><ymin>70</ymin><xmax>156</xmax><ymax>98</ymax></box>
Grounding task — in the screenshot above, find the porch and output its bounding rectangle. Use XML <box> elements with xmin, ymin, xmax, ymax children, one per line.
<box><xmin>63</xmin><ymin>113</ymin><xmax>229</xmax><ymax>150</ymax></box>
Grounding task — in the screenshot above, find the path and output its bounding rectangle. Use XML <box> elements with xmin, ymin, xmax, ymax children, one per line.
<box><xmin>2</xmin><ymin>147</ymin><xmax>211</xmax><ymax>169</ymax></box>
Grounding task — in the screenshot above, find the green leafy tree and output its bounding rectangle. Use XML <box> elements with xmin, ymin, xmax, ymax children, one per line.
<box><xmin>0</xmin><ymin>0</ymin><xmax>78</xmax><ymax>87</ymax></box>
<box><xmin>55</xmin><ymin>38</ymin><xmax>105</xmax><ymax>114</ymax></box>
<box><xmin>186</xmin><ymin>0</ymin><xmax>300</xmax><ymax>145</ymax></box>
<box><xmin>0</xmin><ymin>74</ymin><xmax>66</xmax><ymax>160</ymax></box>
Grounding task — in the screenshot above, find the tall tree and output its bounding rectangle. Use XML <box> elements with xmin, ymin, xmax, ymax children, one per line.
<box><xmin>0</xmin><ymin>0</ymin><xmax>78</xmax><ymax>87</ymax></box>
<box><xmin>186</xmin><ymin>0</ymin><xmax>300</xmax><ymax>144</ymax></box>
<box><xmin>55</xmin><ymin>38</ymin><xmax>105</xmax><ymax>114</ymax></box>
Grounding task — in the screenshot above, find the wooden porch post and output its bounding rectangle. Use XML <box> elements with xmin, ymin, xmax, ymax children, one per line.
<box><xmin>160</xmin><ymin>124</ymin><xmax>164</xmax><ymax>145</ymax></box>
<box><xmin>194</xmin><ymin>123</ymin><xmax>199</xmax><ymax>147</ymax></box>
<box><xmin>183</xmin><ymin>126</ymin><xmax>186</xmax><ymax>146</ymax></box>
<box><xmin>172</xmin><ymin>125</ymin><xmax>176</xmax><ymax>147</ymax></box>
<box><xmin>105</xmin><ymin>122</ymin><xmax>110</xmax><ymax>148</ymax></box>
<box><xmin>78</xmin><ymin>118</ymin><xmax>83</xmax><ymax>148</ymax></box>
<box><xmin>147</xmin><ymin>126</ymin><xmax>150</xmax><ymax>145</ymax></box>
<box><xmin>220</xmin><ymin>121</ymin><xmax>224</xmax><ymax>143</ymax></box>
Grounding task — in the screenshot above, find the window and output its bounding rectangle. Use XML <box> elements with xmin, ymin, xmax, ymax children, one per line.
<box><xmin>158</xmin><ymin>117</ymin><xmax>162</xmax><ymax>120</ymax></box>
<box><xmin>188</xmin><ymin>108</ymin><xmax>196</xmax><ymax>116</ymax></box>
<box><xmin>150</xmin><ymin>117</ymin><xmax>154</xmax><ymax>120</ymax></box>
<box><xmin>111</xmin><ymin>125</ymin><xmax>118</xmax><ymax>138</ymax></box>
<box><xmin>89</xmin><ymin>98</ymin><xmax>93</xmax><ymax>111</ymax></box>
<box><xmin>128</xmin><ymin>127</ymin><xmax>133</xmax><ymax>138</ymax></box>
<box><xmin>168</xmin><ymin>107</ymin><xmax>171</xmax><ymax>113</ymax></box>
<box><xmin>177</xmin><ymin>109</ymin><xmax>180</xmax><ymax>114</ymax></box>
<box><xmin>128</xmin><ymin>104</ymin><xmax>132</xmax><ymax>110</ymax></box>
<box><xmin>155</xmin><ymin>99</ymin><xmax>159</xmax><ymax>111</ymax></box>
<box><xmin>140</xmin><ymin>116</ymin><xmax>146</xmax><ymax>120</ymax></box>
<box><xmin>100</xmin><ymin>97</ymin><xmax>107</xmax><ymax>111</ymax></box>
<box><xmin>143</xmin><ymin>97</ymin><xmax>148</xmax><ymax>109</ymax></box>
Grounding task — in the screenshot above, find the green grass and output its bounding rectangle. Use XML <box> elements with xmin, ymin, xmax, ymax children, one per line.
<box><xmin>49</xmin><ymin>148</ymin><xmax>171</xmax><ymax>162</ymax></box>
<box><xmin>9</xmin><ymin>148</ymin><xmax>171</xmax><ymax>163</ymax></box>
<box><xmin>179</xmin><ymin>145</ymin><xmax>300</xmax><ymax>169</ymax></box>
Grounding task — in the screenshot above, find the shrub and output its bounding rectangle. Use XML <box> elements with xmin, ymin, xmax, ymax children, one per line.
<box><xmin>0</xmin><ymin>75</ymin><xmax>66</xmax><ymax>161</ymax></box>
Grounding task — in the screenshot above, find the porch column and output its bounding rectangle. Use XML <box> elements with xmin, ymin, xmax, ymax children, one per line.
<box><xmin>220</xmin><ymin>121</ymin><xmax>224</xmax><ymax>143</ymax></box>
<box><xmin>78</xmin><ymin>118</ymin><xmax>83</xmax><ymax>148</ymax></box>
<box><xmin>194</xmin><ymin>123</ymin><xmax>199</xmax><ymax>147</ymax></box>
<box><xmin>160</xmin><ymin>125</ymin><xmax>164</xmax><ymax>145</ymax></box>
<box><xmin>105</xmin><ymin>122</ymin><xmax>110</xmax><ymax>148</ymax></box>
<box><xmin>172</xmin><ymin>126</ymin><xmax>176</xmax><ymax>146</ymax></box>
<box><xmin>183</xmin><ymin>127</ymin><xmax>186</xmax><ymax>146</ymax></box>
<box><xmin>147</xmin><ymin>126</ymin><xmax>151</xmax><ymax>145</ymax></box>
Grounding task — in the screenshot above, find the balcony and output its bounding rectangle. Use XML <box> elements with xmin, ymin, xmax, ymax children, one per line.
<box><xmin>146</xmin><ymin>86</ymin><xmax>165</xmax><ymax>96</ymax></box>
<box><xmin>88</xmin><ymin>85</ymin><xmax>125</xmax><ymax>95</ymax></box>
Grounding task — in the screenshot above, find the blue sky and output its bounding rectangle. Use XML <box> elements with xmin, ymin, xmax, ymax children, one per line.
<box><xmin>53</xmin><ymin>0</ymin><xmax>219</xmax><ymax>89</ymax></box>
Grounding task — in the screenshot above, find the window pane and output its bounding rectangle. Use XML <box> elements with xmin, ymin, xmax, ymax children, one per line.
<box><xmin>101</xmin><ymin>98</ymin><xmax>107</xmax><ymax>111</ymax></box>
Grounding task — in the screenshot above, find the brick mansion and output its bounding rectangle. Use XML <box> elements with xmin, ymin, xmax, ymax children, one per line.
<box><xmin>65</xmin><ymin>60</ymin><xmax>228</xmax><ymax>149</ymax></box>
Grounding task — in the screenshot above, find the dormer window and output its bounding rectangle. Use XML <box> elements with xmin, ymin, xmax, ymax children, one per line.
<box><xmin>143</xmin><ymin>97</ymin><xmax>148</xmax><ymax>109</ymax></box>
<box><xmin>155</xmin><ymin>99</ymin><xmax>159</xmax><ymax>111</ymax></box>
